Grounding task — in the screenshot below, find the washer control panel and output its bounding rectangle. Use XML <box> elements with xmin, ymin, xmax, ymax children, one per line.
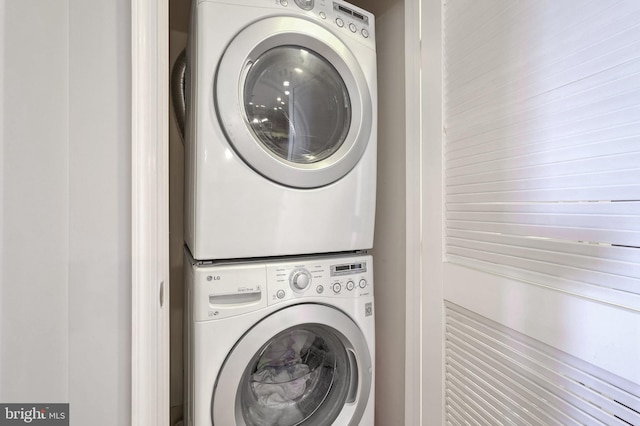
<box><xmin>267</xmin><ymin>254</ymin><xmax>373</xmax><ymax>305</ymax></box>
<box><xmin>190</xmin><ymin>252</ymin><xmax>373</xmax><ymax>321</ymax></box>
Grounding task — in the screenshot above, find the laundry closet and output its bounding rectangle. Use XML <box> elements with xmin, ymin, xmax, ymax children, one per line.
<box><xmin>167</xmin><ymin>0</ymin><xmax>408</xmax><ymax>424</ymax></box>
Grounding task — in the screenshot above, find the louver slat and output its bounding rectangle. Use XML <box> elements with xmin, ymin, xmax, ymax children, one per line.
<box><xmin>444</xmin><ymin>0</ymin><xmax>640</xmax><ymax>303</ymax></box>
<box><xmin>445</xmin><ymin>303</ymin><xmax>640</xmax><ymax>425</ymax></box>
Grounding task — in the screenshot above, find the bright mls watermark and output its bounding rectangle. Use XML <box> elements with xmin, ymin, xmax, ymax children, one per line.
<box><xmin>0</xmin><ymin>404</ymin><xmax>68</xmax><ymax>425</ymax></box>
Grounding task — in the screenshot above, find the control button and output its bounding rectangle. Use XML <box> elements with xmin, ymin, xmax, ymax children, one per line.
<box><xmin>335</xmin><ymin>18</ymin><xmax>344</xmax><ymax>27</ymax></box>
<box><xmin>290</xmin><ymin>269</ymin><xmax>311</xmax><ymax>291</ymax></box>
<box><xmin>294</xmin><ymin>0</ymin><xmax>314</xmax><ymax>10</ymax></box>
<box><xmin>279</xmin><ymin>0</ymin><xmax>288</xmax><ymax>6</ymax></box>
<box><xmin>319</xmin><ymin>11</ymin><xmax>326</xmax><ymax>19</ymax></box>
<box><xmin>359</xmin><ymin>279</ymin><xmax>367</xmax><ymax>289</ymax></box>
<box><xmin>316</xmin><ymin>285</ymin><xmax>324</xmax><ymax>294</ymax></box>
<box><xmin>346</xmin><ymin>280</ymin><xmax>355</xmax><ymax>291</ymax></box>
<box><xmin>361</xmin><ymin>28</ymin><xmax>369</xmax><ymax>38</ymax></box>
<box><xmin>349</xmin><ymin>23</ymin><xmax>357</xmax><ymax>33</ymax></box>
<box><xmin>332</xmin><ymin>283</ymin><xmax>342</xmax><ymax>293</ymax></box>
<box><xmin>276</xmin><ymin>289</ymin><xmax>286</xmax><ymax>299</ymax></box>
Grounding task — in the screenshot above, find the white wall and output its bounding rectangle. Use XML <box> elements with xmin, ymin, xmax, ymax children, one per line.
<box><xmin>0</xmin><ymin>1</ymin><xmax>131</xmax><ymax>424</ymax></box>
<box><xmin>1</xmin><ymin>0</ymin><xmax>69</xmax><ymax>401</ymax></box>
<box><xmin>367</xmin><ymin>1</ymin><xmax>407</xmax><ymax>425</ymax></box>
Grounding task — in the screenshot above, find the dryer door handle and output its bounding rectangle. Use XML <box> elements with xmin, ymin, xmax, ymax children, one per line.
<box><xmin>346</xmin><ymin>348</ymin><xmax>359</xmax><ymax>404</ymax></box>
<box><xmin>239</xmin><ymin>60</ymin><xmax>253</xmax><ymax>99</ymax></box>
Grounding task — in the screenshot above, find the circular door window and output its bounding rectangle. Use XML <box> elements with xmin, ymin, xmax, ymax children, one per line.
<box><xmin>216</xmin><ymin>17</ymin><xmax>373</xmax><ymax>188</ymax></box>
<box><xmin>239</xmin><ymin>326</ymin><xmax>350</xmax><ymax>425</ymax></box>
<box><xmin>211</xmin><ymin>304</ymin><xmax>372</xmax><ymax>425</ymax></box>
<box><xmin>244</xmin><ymin>46</ymin><xmax>351</xmax><ymax>165</ymax></box>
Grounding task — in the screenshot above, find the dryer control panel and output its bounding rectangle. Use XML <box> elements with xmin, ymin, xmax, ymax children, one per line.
<box><xmin>272</xmin><ymin>0</ymin><xmax>376</xmax><ymax>47</ymax></box>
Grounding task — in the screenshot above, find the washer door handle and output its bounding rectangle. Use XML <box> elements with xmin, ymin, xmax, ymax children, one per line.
<box><xmin>346</xmin><ymin>348</ymin><xmax>359</xmax><ymax>404</ymax></box>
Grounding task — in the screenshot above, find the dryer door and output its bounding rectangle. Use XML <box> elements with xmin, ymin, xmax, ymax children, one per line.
<box><xmin>216</xmin><ymin>16</ymin><xmax>373</xmax><ymax>188</ymax></box>
<box><xmin>211</xmin><ymin>304</ymin><xmax>372</xmax><ymax>425</ymax></box>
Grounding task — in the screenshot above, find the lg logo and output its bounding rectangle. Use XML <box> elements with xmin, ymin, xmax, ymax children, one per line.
<box><xmin>206</xmin><ymin>275</ymin><xmax>221</xmax><ymax>281</ymax></box>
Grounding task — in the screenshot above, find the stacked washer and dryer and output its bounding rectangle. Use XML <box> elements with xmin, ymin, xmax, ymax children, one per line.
<box><xmin>181</xmin><ymin>0</ymin><xmax>377</xmax><ymax>424</ymax></box>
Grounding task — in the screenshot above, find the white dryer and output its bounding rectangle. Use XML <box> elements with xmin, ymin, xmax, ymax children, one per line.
<box><xmin>185</xmin><ymin>0</ymin><xmax>377</xmax><ymax>260</ymax></box>
<box><xmin>184</xmin><ymin>252</ymin><xmax>375</xmax><ymax>425</ymax></box>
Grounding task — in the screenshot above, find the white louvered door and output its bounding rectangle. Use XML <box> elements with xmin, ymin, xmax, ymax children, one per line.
<box><xmin>441</xmin><ymin>1</ymin><xmax>640</xmax><ymax>423</ymax></box>
<box><xmin>445</xmin><ymin>303</ymin><xmax>640</xmax><ymax>425</ymax></box>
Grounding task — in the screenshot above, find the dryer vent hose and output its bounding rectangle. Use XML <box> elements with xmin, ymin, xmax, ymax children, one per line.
<box><xmin>171</xmin><ymin>48</ymin><xmax>187</xmax><ymax>142</ymax></box>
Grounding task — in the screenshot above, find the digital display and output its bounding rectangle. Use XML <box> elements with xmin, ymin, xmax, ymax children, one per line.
<box><xmin>331</xmin><ymin>262</ymin><xmax>367</xmax><ymax>276</ymax></box>
<box><xmin>333</xmin><ymin>3</ymin><xmax>369</xmax><ymax>24</ymax></box>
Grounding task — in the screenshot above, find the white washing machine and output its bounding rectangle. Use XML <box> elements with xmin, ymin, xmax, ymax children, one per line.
<box><xmin>185</xmin><ymin>0</ymin><xmax>377</xmax><ymax>260</ymax></box>
<box><xmin>184</xmin><ymin>252</ymin><xmax>375</xmax><ymax>425</ymax></box>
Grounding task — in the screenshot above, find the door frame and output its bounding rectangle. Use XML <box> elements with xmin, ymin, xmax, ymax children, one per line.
<box><xmin>403</xmin><ymin>0</ymin><xmax>424</xmax><ymax>423</ymax></box>
<box><xmin>130</xmin><ymin>0</ymin><xmax>426</xmax><ymax>425</ymax></box>
<box><xmin>131</xmin><ymin>0</ymin><xmax>170</xmax><ymax>425</ymax></box>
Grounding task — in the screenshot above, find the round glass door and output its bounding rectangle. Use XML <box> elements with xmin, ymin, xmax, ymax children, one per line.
<box><xmin>215</xmin><ymin>16</ymin><xmax>373</xmax><ymax>188</ymax></box>
<box><xmin>239</xmin><ymin>326</ymin><xmax>350</xmax><ymax>425</ymax></box>
<box><xmin>211</xmin><ymin>304</ymin><xmax>372</xmax><ymax>425</ymax></box>
<box><xmin>244</xmin><ymin>46</ymin><xmax>351</xmax><ymax>165</ymax></box>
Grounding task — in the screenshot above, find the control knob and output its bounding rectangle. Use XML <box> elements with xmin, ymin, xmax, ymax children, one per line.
<box><xmin>294</xmin><ymin>0</ymin><xmax>314</xmax><ymax>10</ymax></box>
<box><xmin>290</xmin><ymin>269</ymin><xmax>311</xmax><ymax>291</ymax></box>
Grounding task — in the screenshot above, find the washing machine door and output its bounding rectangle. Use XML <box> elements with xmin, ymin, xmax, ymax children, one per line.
<box><xmin>215</xmin><ymin>16</ymin><xmax>373</xmax><ymax>188</ymax></box>
<box><xmin>211</xmin><ymin>304</ymin><xmax>372</xmax><ymax>425</ymax></box>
